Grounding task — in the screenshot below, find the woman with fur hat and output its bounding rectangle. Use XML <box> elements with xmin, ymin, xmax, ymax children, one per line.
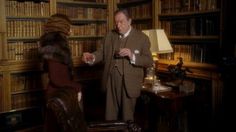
<box><xmin>39</xmin><ymin>13</ymin><xmax>86</xmax><ymax>132</ymax></box>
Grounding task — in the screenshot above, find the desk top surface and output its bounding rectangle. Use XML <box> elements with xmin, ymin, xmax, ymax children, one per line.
<box><xmin>141</xmin><ymin>87</ymin><xmax>193</xmax><ymax>100</ymax></box>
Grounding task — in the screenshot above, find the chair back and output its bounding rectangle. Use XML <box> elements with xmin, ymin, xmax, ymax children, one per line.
<box><xmin>46</xmin><ymin>88</ymin><xmax>87</xmax><ymax>132</ymax></box>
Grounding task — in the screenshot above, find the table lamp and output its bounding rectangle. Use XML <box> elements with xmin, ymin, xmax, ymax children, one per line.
<box><xmin>142</xmin><ymin>29</ymin><xmax>173</xmax><ymax>87</ymax></box>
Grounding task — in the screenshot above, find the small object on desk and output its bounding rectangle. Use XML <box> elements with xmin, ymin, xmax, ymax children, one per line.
<box><xmin>142</xmin><ymin>80</ymin><xmax>172</xmax><ymax>94</ymax></box>
<box><xmin>179</xmin><ymin>80</ymin><xmax>195</xmax><ymax>94</ymax></box>
<box><xmin>152</xmin><ymin>84</ymin><xmax>172</xmax><ymax>94</ymax></box>
<box><xmin>164</xmin><ymin>81</ymin><xmax>180</xmax><ymax>92</ymax></box>
<box><xmin>165</xmin><ymin>81</ymin><xmax>179</xmax><ymax>87</ymax></box>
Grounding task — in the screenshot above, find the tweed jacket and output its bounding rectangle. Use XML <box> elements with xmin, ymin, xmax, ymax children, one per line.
<box><xmin>93</xmin><ymin>28</ymin><xmax>153</xmax><ymax>97</ymax></box>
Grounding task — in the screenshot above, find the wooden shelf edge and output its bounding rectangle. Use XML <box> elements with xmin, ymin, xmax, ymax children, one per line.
<box><xmin>157</xmin><ymin>59</ymin><xmax>219</xmax><ymax>80</ymax></box>
<box><xmin>0</xmin><ymin>60</ymin><xmax>43</xmax><ymax>71</ymax></box>
<box><xmin>158</xmin><ymin>59</ymin><xmax>218</xmax><ymax>70</ymax></box>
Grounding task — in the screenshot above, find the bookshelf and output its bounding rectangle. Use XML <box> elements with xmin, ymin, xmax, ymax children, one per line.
<box><xmin>53</xmin><ymin>0</ymin><xmax>109</xmax><ymax>66</ymax></box>
<box><xmin>52</xmin><ymin>1</ymin><xmax>110</xmax><ymax>95</ymax></box>
<box><xmin>116</xmin><ymin>0</ymin><xmax>156</xmax><ymax>30</ymax></box>
<box><xmin>0</xmin><ymin>0</ymin><xmax>111</xmax><ymax>131</ymax></box>
<box><xmin>0</xmin><ymin>0</ymin><xmax>111</xmax><ymax>111</ymax></box>
<box><xmin>157</xmin><ymin>0</ymin><xmax>221</xmax><ymax>64</ymax></box>
<box><xmin>155</xmin><ymin>0</ymin><xmax>223</xmax><ymax>131</ymax></box>
<box><xmin>0</xmin><ymin>0</ymin><xmax>49</xmax><ymax>112</ymax></box>
<box><xmin>4</xmin><ymin>0</ymin><xmax>50</xmax><ymax>61</ymax></box>
<box><xmin>0</xmin><ymin>0</ymin><xmax>47</xmax><ymax>120</ymax></box>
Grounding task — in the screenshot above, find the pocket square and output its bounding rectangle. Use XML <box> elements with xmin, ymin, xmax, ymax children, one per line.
<box><xmin>134</xmin><ymin>50</ymin><xmax>140</xmax><ymax>54</ymax></box>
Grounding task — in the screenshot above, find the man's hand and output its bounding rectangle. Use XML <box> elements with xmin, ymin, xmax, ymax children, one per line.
<box><xmin>119</xmin><ymin>48</ymin><xmax>133</xmax><ymax>60</ymax></box>
<box><xmin>82</xmin><ymin>52</ymin><xmax>94</xmax><ymax>64</ymax></box>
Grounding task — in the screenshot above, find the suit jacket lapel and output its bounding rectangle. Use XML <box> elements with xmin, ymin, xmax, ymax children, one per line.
<box><xmin>125</xmin><ymin>29</ymin><xmax>135</xmax><ymax>51</ymax></box>
<box><xmin>112</xmin><ymin>33</ymin><xmax>120</xmax><ymax>56</ymax></box>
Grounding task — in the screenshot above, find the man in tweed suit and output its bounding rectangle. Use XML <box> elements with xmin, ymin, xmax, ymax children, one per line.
<box><xmin>82</xmin><ymin>9</ymin><xmax>153</xmax><ymax>121</ymax></box>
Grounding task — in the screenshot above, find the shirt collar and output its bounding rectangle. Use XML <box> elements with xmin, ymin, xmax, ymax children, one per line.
<box><xmin>120</xmin><ymin>26</ymin><xmax>132</xmax><ymax>38</ymax></box>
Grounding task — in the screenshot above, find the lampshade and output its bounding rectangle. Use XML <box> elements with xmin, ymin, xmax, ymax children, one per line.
<box><xmin>142</xmin><ymin>29</ymin><xmax>173</xmax><ymax>54</ymax></box>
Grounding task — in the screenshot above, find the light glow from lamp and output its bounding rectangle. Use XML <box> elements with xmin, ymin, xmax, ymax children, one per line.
<box><xmin>142</xmin><ymin>29</ymin><xmax>173</xmax><ymax>55</ymax></box>
<box><xmin>142</xmin><ymin>29</ymin><xmax>173</xmax><ymax>88</ymax></box>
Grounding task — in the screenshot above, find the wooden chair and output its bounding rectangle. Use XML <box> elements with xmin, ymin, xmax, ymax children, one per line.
<box><xmin>45</xmin><ymin>88</ymin><xmax>141</xmax><ymax>132</ymax></box>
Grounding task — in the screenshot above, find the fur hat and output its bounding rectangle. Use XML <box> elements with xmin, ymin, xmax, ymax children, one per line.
<box><xmin>44</xmin><ymin>14</ymin><xmax>71</xmax><ymax>35</ymax></box>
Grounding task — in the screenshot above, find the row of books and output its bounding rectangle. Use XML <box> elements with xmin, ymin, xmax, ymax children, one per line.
<box><xmin>132</xmin><ymin>22</ymin><xmax>152</xmax><ymax>30</ymax></box>
<box><xmin>7</xmin><ymin>41</ymin><xmax>40</xmax><ymax>61</ymax></box>
<box><xmin>11</xmin><ymin>92</ymin><xmax>44</xmax><ymax>109</ymax></box>
<box><xmin>117</xmin><ymin>0</ymin><xmax>141</xmax><ymax>3</ymax></box>
<box><xmin>69</xmin><ymin>40</ymin><xmax>102</xmax><ymax>57</ymax></box>
<box><xmin>7</xmin><ymin>40</ymin><xmax>102</xmax><ymax>61</ymax></box>
<box><xmin>5</xmin><ymin>0</ymin><xmax>50</xmax><ymax>17</ymax></box>
<box><xmin>158</xmin><ymin>44</ymin><xmax>215</xmax><ymax>63</ymax></box>
<box><xmin>57</xmin><ymin>4</ymin><xmax>107</xmax><ymax>19</ymax></box>
<box><xmin>6</xmin><ymin>20</ymin><xmax>107</xmax><ymax>38</ymax></box>
<box><xmin>11</xmin><ymin>73</ymin><xmax>43</xmax><ymax>92</ymax></box>
<box><xmin>59</xmin><ymin>0</ymin><xmax>108</xmax><ymax>3</ymax></box>
<box><xmin>161</xmin><ymin>0</ymin><xmax>219</xmax><ymax>13</ymax></box>
<box><xmin>71</xmin><ymin>23</ymin><xmax>107</xmax><ymax>36</ymax></box>
<box><xmin>125</xmin><ymin>3</ymin><xmax>152</xmax><ymax>19</ymax></box>
<box><xmin>5</xmin><ymin>0</ymin><xmax>109</xmax><ymax>18</ymax></box>
<box><xmin>161</xmin><ymin>16</ymin><xmax>219</xmax><ymax>36</ymax></box>
<box><xmin>7</xmin><ymin>20</ymin><xmax>45</xmax><ymax>38</ymax></box>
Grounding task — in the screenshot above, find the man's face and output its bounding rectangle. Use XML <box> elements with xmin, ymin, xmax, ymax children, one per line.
<box><xmin>115</xmin><ymin>12</ymin><xmax>131</xmax><ymax>35</ymax></box>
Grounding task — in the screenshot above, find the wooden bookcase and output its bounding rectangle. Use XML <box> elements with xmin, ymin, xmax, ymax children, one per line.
<box><xmin>0</xmin><ymin>0</ymin><xmax>112</xmax><ymax>131</ymax></box>
<box><xmin>0</xmin><ymin>0</ymin><xmax>111</xmax><ymax>111</ymax></box>
<box><xmin>155</xmin><ymin>0</ymin><xmax>223</xmax><ymax>116</ymax></box>
<box><xmin>53</xmin><ymin>0</ymin><xmax>109</xmax><ymax>66</ymax></box>
<box><xmin>157</xmin><ymin>0</ymin><xmax>221</xmax><ymax>64</ymax></box>
<box><xmin>0</xmin><ymin>0</ymin><xmax>50</xmax><ymax>112</ymax></box>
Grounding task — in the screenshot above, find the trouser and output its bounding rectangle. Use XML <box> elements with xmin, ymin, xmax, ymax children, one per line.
<box><xmin>105</xmin><ymin>67</ymin><xmax>136</xmax><ymax>121</ymax></box>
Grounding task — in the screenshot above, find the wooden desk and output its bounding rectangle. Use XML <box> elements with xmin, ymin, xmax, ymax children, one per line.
<box><xmin>138</xmin><ymin>87</ymin><xmax>193</xmax><ymax>132</ymax></box>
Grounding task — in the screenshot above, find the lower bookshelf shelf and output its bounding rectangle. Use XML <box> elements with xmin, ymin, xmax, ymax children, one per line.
<box><xmin>0</xmin><ymin>107</ymin><xmax>44</xmax><ymax>132</ymax></box>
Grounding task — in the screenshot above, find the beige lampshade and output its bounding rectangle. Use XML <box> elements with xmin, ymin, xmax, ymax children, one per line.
<box><xmin>142</xmin><ymin>29</ymin><xmax>173</xmax><ymax>54</ymax></box>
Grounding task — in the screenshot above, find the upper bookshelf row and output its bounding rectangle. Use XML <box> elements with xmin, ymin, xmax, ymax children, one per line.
<box><xmin>1</xmin><ymin>0</ymin><xmax>222</xmax><ymax>65</ymax></box>
<box><xmin>57</xmin><ymin>4</ymin><xmax>107</xmax><ymax>20</ymax></box>
<box><xmin>117</xmin><ymin>0</ymin><xmax>152</xmax><ymax>19</ymax></box>
<box><xmin>116</xmin><ymin>0</ymin><xmax>153</xmax><ymax>30</ymax></box>
<box><xmin>1</xmin><ymin>0</ymin><xmax>110</xmax><ymax>62</ymax></box>
<box><xmin>6</xmin><ymin>0</ymin><xmax>108</xmax><ymax>19</ymax></box>
<box><xmin>117</xmin><ymin>0</ymin><xmax>219</xmax><ymax>12</ymax></box>
<box><xmin>58</xmin><ymin>0</ymin><xmax>108</xmax><ymax>3</ymax></box>
<box><xmin>6</xmin><ymin>0</ymin><xmax>50</xmax><ymax>17</ymax></box>
<box><xmin>7</xmin><ymin>20</ymin><xmax>107</xmax><ymax>39</ymax></box>
<box><xmin>160</xmin><ymin>0</ymin><xmax>220</xmax><ymax>14</ymax></box>
<box><xmin>161</xmin><ymin>15</ymin><xmax>220</xmax><ymax>36</ymax></box>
